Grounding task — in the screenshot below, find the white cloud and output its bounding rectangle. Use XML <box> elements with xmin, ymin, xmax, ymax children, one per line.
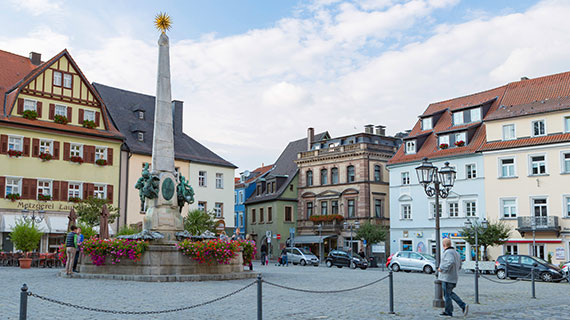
<box><xmin>0</xmin><ymin>26</ymin><xmax>70</xmax><ymax>58</ymax></box>
<box><xmin>9</xmin><ymin>0</ymin><xmax>63</xmax><ymax>16</ymax></box>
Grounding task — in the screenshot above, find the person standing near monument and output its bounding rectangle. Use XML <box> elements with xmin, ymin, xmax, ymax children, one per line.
<box><xmin>437</xmin><ymin>238</ymin><xmax>468</xmax><ymax>317</ymax></box>
<box><xmin>65</xmin><ymin>226</ymin><xmax>79</xmax><ymax>276</ymax></box>
<box><xmin>260</xmin><ymin>243</ymin><xmax>268</xmax><ymax>266</ymax></box>
<box><xmin>72</xmin><ymin>227</ymin><xmax>84</xmax><ymax>273</ymax></box>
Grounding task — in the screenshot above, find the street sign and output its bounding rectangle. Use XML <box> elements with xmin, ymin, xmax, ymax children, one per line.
<box><xmin>276</xmin><ymin>234</ymin><xmax>281</xmax><ymax>240</ymax></box>
<box><xmin>266</xmin><ymin>230</ymin><xmax>272</xmax><ymax>238</ymax></box>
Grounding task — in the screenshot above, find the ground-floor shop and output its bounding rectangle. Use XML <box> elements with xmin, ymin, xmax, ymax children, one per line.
<box><xmin>488</xmin><ymin>233</ymin><xmax>570</xmax><ymax>265</ymax></box>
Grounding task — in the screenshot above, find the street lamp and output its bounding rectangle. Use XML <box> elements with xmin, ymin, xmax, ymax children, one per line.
<box><xmin>531</xmin><ymin>216</ymin><xmax>536</xmax><ymax>298</ymax></box>
<box><xmin>416</xmin><ymin>157</ymin><xmax>456</xmax><ymax>308</ymax></box>
<box><xmin>318</xmin><ymin>224</ymin><xmax>323</xmax><ymax>265</ymax></box>
<box><xmin>464</xmin><ymin>218</ymin><xmax>488</xmax><ymax>304</ymax></box>
<box><xmin>22</xmin><ymin>209</ymin><xmax>45</xmax><ymax>224</ymax></box>
<box><xmin>343</xmin><ymin>220</ymin><xmax>360</xmax><ymax>253</ymax></box>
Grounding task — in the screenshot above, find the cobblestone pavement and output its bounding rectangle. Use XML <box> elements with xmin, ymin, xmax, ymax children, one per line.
<box><xmin>1</xmin><ymin>263</ymin><xmax>568</xmax><ymax>319</ymax></box>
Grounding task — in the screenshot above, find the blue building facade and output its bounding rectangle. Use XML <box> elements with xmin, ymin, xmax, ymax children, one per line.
<box><xmin>234</xmin><ymin>165</ymin><xmax>273</xmax><ymax>235</ymax></box>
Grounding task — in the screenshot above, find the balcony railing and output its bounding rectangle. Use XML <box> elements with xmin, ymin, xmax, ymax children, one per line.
<box><xmin>516</xmin><ymin>216</ymin><xmax>560</xmax><ymax>235</ymax></box>
<box><xmin>298</xmin><ymin>143</ymin><xmax>395</xmax><ymax>160</ymax></box>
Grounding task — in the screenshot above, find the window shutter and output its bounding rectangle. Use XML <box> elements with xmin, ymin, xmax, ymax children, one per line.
<box><xmin>49</xmin><ymin>104</ymin><xmax>55</xmax><ymax>120</ymax></box>
<box><xmin>107</xmin><ymin>148</ymin><xmax>113</xmax><ymax>166</ymax></box>
<box><xmin>85</xmin><ymin>146</ymin><xmax>94</xmax><ymax>163</ymax></box>
<box><xmin>67</xmin><ymin>107</ymin><xmax>72</xmax><ymax>122</ymax></box>
<box><xmin>52</xmin><ymin>181</ymin><xmax>60</xmax><ymax>201</ymax></box>
<box><xmin>22</xmin><ymin>178</ymin><xmax>37</xmax><ymax>200</ymax></box>
<box><xmin>36</xmin><ymin>101</ymin><xmax>43</xmax><ymax>118</ymax></box>
<box><xmin>107</xmin><ymin>185</ymin><xmax>114</xmax><ymax>204</ymax></box>
<box><xmin>0</xmin><ymin>177</ymin><xmax>5</xmax><ymax>198</ymax></box>
<box><xmin>95</xmin><ymin>112</ymin><xmax>100</xmax><ymax>127</ymax></box>
<box><xmin>60</xmin><ymin>181</ymin><xmax>68</xmax><ymax>200</ymax></box>
<box><xmin>78</xmin><ymin>109</ymin><xmax>84</xmax><ymax>124</ymax></box>
<box><xmin>0</xmin><ymin>135</ymin><xmax>7</xmax><ymax>154</ymax></box>
<box><xmin>83</xmin><ymin>183</ymin><xmax>89</xmax><ymax>200</ymax></box>
<box><xmin>32</xmin><ymin>138</ymin><xmax>40</xmax><ymax>157</ymax></box>
<box><xmin>53</xmin><ymin>141</ymin><xmax>60</xmax><ymax>159</ymax></box>
<box><xmin>88</xmin><ymin>183</ymin><xmax>95</xmax><ymax>197</ymax></box>
<box><xmin>17</xmin><ymin>98</ymin><xmax>24</xmax><ymax>114</ymax></box>
<box><xmin>63</xmin><ymin>142</ymin><xmax>70</xmax><ymax>161</ymax></box>
<box><xmin>23</xmin><ymin>137</ymin><xmax>31</xmax><ymax>157</ymax></box>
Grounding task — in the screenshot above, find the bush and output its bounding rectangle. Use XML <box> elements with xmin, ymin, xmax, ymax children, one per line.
<box><xmin>82</xmin><ymin>238</ymin><xmax>148</xmax><ymax>266</ymax></box>
<box><xmin>237</xmin><ymin>240</ymin><xmax>256</xmax><ymax>266</ymax></box>
<box><xmin>77</xmin><ymin>222</ymin><xmax>98</xmax><ymax>239</ymax></box>
<box><xmin>183</xmin><ymin>209</ymin><xmax>217</xmax><ymax>235</ymax></box>
<box><xmin>177</xmin><ymin>239</ymin><xmax>240</xmax><ymax>265</ymax></box>
<box><xmin>9</xmin><ymin>219</ymin><xmax>43</xmax><ymax>253</ymax></box>
<box><xmin>116</xmin><ymin>225</ymin><xmax>140</xmax><ymax>236</ymax></box>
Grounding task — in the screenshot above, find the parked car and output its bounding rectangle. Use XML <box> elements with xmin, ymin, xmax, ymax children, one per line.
<box><xmin>560</xmin><ymin>261</ymin><xmax>570</xmax><ymax>282</ymax></box>
<box><xmin>286</xmin><ymin>247</ymin><xmax>319</xmax><ymax>266</ymax></box>
<box><xmin>387</xmin><ymin>251</ymin><xmax>436</xmax><ymax>274</ymax></box>
<box><xmin>325</xmin><ymin>250</ymin><xmax>368</xmax><ymax>270</ymax></box>
<box><xmin>495</xmin><ymin>255</ymin><xmax>564</xmax><ymax>282</ymax></box>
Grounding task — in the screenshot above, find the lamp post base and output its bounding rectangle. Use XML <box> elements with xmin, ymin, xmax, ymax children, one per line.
<box><xmin>433</xmin><ymin>279</ymin><xmax>444</xmax><ymax>308</ymax></box>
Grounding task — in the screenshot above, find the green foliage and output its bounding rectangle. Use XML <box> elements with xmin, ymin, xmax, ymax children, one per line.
<box><xmin>461</xmin><ymin>220</ymin><xmax>511</xmax><ymax>260</ymax></box>
<box><xmin>183</xmin><ymin>209</ymin><xmax>216</xmax><ymax>235</ymax></box>
<box><xmin>9</xmin><ymin>219</ymin><xmax>43</xmax><ymax>253</ymax></box>
<box><xmin>22</xmin><ymin>110</ymin><xmax>38</xmax><ymax>120</ymax></box>
<box><xmin>53</xmin><ymin>114</ymin><xmax>68</xmax><ymax>124</ymax></box>
<box><xmin>77</xmin><ymin>222</ymin><xmax>97</xmax><ymax>239</ymax></box>
<box><xmin>82</xmin><ymin>119</ymin><xmax>96</xmax><ymax>129</ymax></box>
<box><xmin>356</xmin><ymin>222</ymin><xmax>387</xmax><ymax>246</ymax></box>
<box><xmin>547</xmin><ymin>252</ymin><xmax>552</xmax><ymax>264</ymax></box>
<box><xmin>74</xmin><ymin>197</ymin><xmax>119</xmax><ymax>227</ymax></box>
<box><xmin>116</xmin><ymin>225</ymin><xmax>140</xmax><ymax>236</ymax></box>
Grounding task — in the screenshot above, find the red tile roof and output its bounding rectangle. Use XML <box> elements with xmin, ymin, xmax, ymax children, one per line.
<box><xmin>235</xmin><ymin>164</ymin><xmax>274</xmax><ymax>188</ymax></box>
<box><xmin>479</xmin><ymin>133</ymin><xmax>570</xmax><ymax>152</ymax></box>
<box><xmin>0</xmin><ymin>49</ymin><xmax>40</xmax><ymax>110</ymax></box>
<box><xmin>486</xmin><ymin>96</ymin><xmax>570</xmax><ymax>121</ymax></box>
<box><xmin>501</xmin><ymin>71</ymin><xmax>570</xmax><ymax>107</ymax></box>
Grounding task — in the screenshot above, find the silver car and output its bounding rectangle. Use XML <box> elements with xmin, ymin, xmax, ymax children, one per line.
<box><xmin>388</xmin><ymin>251</ymin><xmax>436</xmax><ymax>274</ymax></box>
<box><xmin>287</xmin><ymin>247</ymin><xmax>319</xmax><ymax>266</ymax></box>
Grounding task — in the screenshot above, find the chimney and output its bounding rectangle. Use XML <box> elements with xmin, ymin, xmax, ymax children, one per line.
<box><xmin>29</xmin><ymin>52</ymin><xmax>41</xmax><ymax>65</ymax></box>
<box><xmin>375</xmin><ymin>125</ymin><xmax>386</xmax><ymax>136</ymax></box>
<box><xmin>171</xmin><ymin>100</ymin><xmax>183</xmax><ymax>133</ymax></box>
<box><xmin>364</xmin><ymin>124</ymin><xmax>374</xmax><ymax>134</ymax></box>
<box><xmin>521</xmin><ymin>76</ymin><xmax>529</xmax><ymax>81</ymax></box>
<box><xmin>307</xmin><ymin>127</ymin><xmax>315</xmax><ymax>151</ymax></box>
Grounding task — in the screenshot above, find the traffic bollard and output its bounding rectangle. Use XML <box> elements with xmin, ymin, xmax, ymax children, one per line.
<box><xmin>257</xmin><ymin>274</ymin><xmax>262</xmax><ymax>320</ymax></box>
<box><xmin>531</xmin><ymin>263</ymin><xmax>536</xmax><ymax>299</ymax></box>
<box><xmin>389</xmin><ymin>270</ymin><xmax>395</xmax><ymax>314</ymax></box>
<box><xmin>20</xmin><ymin>284</ymin><xmax>28</xmax><ymax>320</ymax></box>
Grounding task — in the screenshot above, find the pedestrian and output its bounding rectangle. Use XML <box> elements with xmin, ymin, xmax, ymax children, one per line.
<box><xmin>72</xmin><ymin>227</ymin><xmax>84</xmax><ymax>273</ymax></box>
<box><xmin>279</xmin><ymin>248</ymin><xmax>288</xmax><ymax>266</ymax></box>
<box><xmin>219</xmin><ymin>231</ymin><xmax>229</xmax><ymax>241</ymax></box>
<box><xmin>438</xmin><ymin>238</ymin><xmax>469</xmax><ymax>317</ymax></box>
<box><xmin>358</xmin><ymin>249</ymin><xmax>365</xmax><ymax>259</ymax></box>
<box><xmin>246</xmin><ymin>234</ymin><xmax>253</xmax><ymax>271</ymax></box>
<box><xmin>231</xmin><ymin>228</ymin><xmax>244</xmax><ymax>241</ymax></box>
<box><xmin>260</xmin><ymin>243</ymin><xmax>267</xmax><ymax>266</ymax></box>
<box><xmin>65</xmin><ymin>225</ymin><xmax>79</xmax><ymax>276</ymax></box>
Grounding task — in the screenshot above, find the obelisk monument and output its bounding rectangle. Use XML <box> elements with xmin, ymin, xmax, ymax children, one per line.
<box><xmin>143</xmin><ymin>13</ymin><xmax>184</xmax><ymax>242</ymax></box>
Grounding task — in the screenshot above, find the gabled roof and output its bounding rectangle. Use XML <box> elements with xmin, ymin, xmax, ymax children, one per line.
<box><xmin>0</xmin><ymin>50</ymin><xmax>40</xmax><ymax>111</ymax></box>
<box><xmin>245</xmin><ymin>132</ymin><xmax>328</xmax><ymax>204</ymax></box>
<box><xmin>235</xmin><ymin>164</ymin><xmax>274</xmax><ymax>189</ymax></box>
<box><xmin>93</xmin><ymin>82</ymin><xmax>236</xmax><ymax>168</ymax></box>
<box><xmin>486</xmin><ymin>96</ymin><xmax>570</xmax><ymax>121</ymax></box>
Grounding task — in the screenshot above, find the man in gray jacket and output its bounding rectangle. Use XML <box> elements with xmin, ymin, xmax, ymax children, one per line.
<box><xmin>438</xmin><ymin>238</ymin><xmax>468</xmax><ymax>317</ymax></box>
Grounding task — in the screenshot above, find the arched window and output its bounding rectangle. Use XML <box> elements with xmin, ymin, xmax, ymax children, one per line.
<box><xmin>306</xmin><ymin>170</ymin><xmax>313</xmax><ymax>186</ymax></box>
<box><xmin>347</xmin><ymin>165</ymin><xmax>355</xmax><ymax>182</ymax></box>
<box><xmin>374</xmin><ymin>165</ymin><xmax>382</xmax><ymax>182</ymax></box>
<box><xmin>331</xmin><ymin>167</ymin><xmax>339</xmax><ymax>184</ymax></box>
<box><xmin>320</xmin><ymin>168</ymin><xmax>328</xmax><ymax>185</ymax></box>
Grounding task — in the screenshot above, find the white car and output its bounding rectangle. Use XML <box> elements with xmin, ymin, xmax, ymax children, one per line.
<box><xmin>286</xmin><ymin>247</ymin><xmax>319</xmax><ymax>266</ymax></box>
<box><xmin>562</xmin><ymin>261</ymin><xmax>570</xmax><ymax>282</ymax></box>
<box><xmin>388</xmin><ymin>251</ymin><xmax>436</xmax><ymax>274</ymax></box>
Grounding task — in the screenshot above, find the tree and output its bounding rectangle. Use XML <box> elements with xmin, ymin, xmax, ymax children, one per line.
<box><xmin>74</xmin><ymin>197</ymin><xmax>119</xmax><ymax>227</ymax></box>
<box><xmin>355</xmin><ymin>222</ymin><xmax>387</xmax><ymax>257</ymax></box>
<box><xmin>183</xmin><ymin>209</ymin><xmax>217</xmax><ymax>235</ymax></box>
<box><xmin>461</xmin><ymin>220</ymin><xmax>511</xmax><ymax>261</ymax></box>
<box><xmin>10</xmin><ymin>219</ymin><xmax>43</xmax><ymax>253</ymax></box>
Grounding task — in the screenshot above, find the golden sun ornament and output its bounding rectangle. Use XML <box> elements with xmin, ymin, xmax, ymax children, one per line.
<box><xmin>154</xmin><ymin>12</ymin><xmax>172</xmax><ymax>33</ymax></box>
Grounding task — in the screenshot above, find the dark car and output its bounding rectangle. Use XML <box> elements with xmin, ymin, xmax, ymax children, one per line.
<box><xmin>325</xmin><ymin>250</ymin><xmax>368</xmax><ymax>270</ymax></box>
<box><xmin>495</xmin><ymin>254</ymin><xmax>564</xmax><ymax>282</ymax></box>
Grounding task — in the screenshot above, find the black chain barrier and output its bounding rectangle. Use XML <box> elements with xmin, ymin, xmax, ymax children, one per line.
<box><xmin>262</xmin><ymin>275</ymin><xmax>390</xmax><ymax>293</ymax></box>
<box><xmin>27</xmin><ymin>281</ymin><xmax>256</xmax><ymax>315</ymax></box>
<box><xmin>480</xmin><ymin>271</ymin><xmax>534</xmax><ymax>284</ymax></box>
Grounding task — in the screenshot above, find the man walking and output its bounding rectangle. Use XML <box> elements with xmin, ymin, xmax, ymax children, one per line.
<box><xmin>65</xmin><ymin>225</ymin><xmax>79</xmax><ymax>276</ymax></box>
<box><xmin>438</xmin><ymin>238</ymin><xmax>468</xmax><ymax>317</ymax></box>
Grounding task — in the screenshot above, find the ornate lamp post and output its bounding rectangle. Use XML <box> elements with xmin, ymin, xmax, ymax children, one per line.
<box><xmin>318</xmin><ymin>223</ymin><xmax>323</xmax><ymax>265</ymax></box>
<box><xmin>415</xmin><ymin>157</ymin><xmax>456</xmax><ymax>308</ymax></box>
<box><xmin>21</xmin><ymin>209</ymin><xmax>45</xmax><ymax>224</ymax></box>
<box><xmin>464</xmin><ymin>218</ymin><xmax>488</xmax><ymax>304</ymax></box>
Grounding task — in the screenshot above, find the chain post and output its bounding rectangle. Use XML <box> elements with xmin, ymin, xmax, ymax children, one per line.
<box><xmin>531</xmin><ymin>263</ymin><xmax>536</xmax><ymax>299</ymax></box>
<box><xmin>20</xmin><ymin>284</ymin><xmax>28</xmax><ymax>320</ymax></box>
<box><xmin>388</xmin><ymin>270</ymin><xmax>395</xmax><ymax>314</ymax></box>
<box><xmin>257</xmin><ymin>274</ymin><xmax>262</xmax><ymax>320</ymax></box>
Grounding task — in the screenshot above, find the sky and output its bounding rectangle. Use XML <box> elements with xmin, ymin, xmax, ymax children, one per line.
<box><xmin>2</xmin><ymin>0</ymin><xmax>570</xmax><ymax>174</ymax></box>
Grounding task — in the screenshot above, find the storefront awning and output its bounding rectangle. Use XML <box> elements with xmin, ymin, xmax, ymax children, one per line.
<box><xmin>292</xmin><ymin>235</ymin><xmax>334</xmax><ymax>244</ymax></box>
<box><xmin>47</xmin><ymin>216</ymin><xmax>69</xmax><ymax>234</ymax></box>
<box><xmin>1</xmin><ymin>215</ymin><xmax>49</xmax><ymax>233</ymax></box>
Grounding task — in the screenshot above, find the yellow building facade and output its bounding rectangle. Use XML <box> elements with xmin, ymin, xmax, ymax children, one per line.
<box><xmin>0</xmin><ymin>50</ymin><xmax>123</xmax><ymax>252</ymax></box>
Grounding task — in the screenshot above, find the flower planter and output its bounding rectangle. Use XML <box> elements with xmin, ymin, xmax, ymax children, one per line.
<box><xmin>8</xmin><ymin>150</ymin><xmax>23</xmax><ymax>158</ymax></box>
<box><xmin>54</xmin><ymin>115</ymin><xmax>69</xmax><ymax>125</ymax></box>
<box><xmin>95</xmin><ymin>159</ymin><xmax>108</xmax><ymax>166</ymax></box>
<box><xmin>439</xmin><ymin>143</ymin><xmax>449</xmax><ymax>149</ymax></box>
<box><xmin>454</xmin><ymin>140</ymin><xmax>465</xmax><ymax>147</ymax></box>
<box><xmin>70</xmin><ymin>156</ymin><xmax>84</xmax><ymax>164</ymax></box>
<box><xmin>39</xmin><ymin>152</ymin><xmax>53</xmax><ymax>161</ymax></box>
<box><xmin>7</xmin><ymin>193</ymin><xmax>21</xmax><ymax>202</ymax></box>
<box><xmin>19</xmin><ymin>258</ymin><xmax>32</xmax><ymax>269</ymax></box>
<box><xmin>83</xmin><ymin>120</ymin><xmax>96</xmax><ymax>129</ymax></box>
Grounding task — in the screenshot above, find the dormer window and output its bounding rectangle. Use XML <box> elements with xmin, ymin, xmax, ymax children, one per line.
<box><xmin>470</xmin><ymin>108</ymin><xmax>481</xmax><ymax>122</ymax></box>
<box><xmin>24</xmin><ymin>99</ymin><xmax>37</xmax><ymax>112</ymax></box>
<box><xmin>405</xmin><ymin>140</ymin><xmax>416</xmax><ymax>154</ymax></box>
<box><xmin>532</xmin><ymin>120</ymin><xmax>546</xmax><ymax>137</ymax></box>
<box><xmin>453</xmin><ymin>132</ymin><xmax>467</xmax><ymax>146</ymax></box>
<box><xmin>453</xmin><ymin>112</ymin><xmax>464</xmax><ymax>125</ymax></box>
<box><xmin>138</xmin><ymin>111</ymin><xmax>145</xmax><ymax>120</ymax></box>
<box><xmin>137</xmin><ymin>132</ymin><xmax>144</xmax><ymax>141</ymax></box>
<box><xmin>452</xmin><ymin>107</ymin><xmax>481</xmax><ymax>126</ymax></box>
<box><xmin>439</xmin><ymin>135</ymin><xmax>449</xmax><ymax>149</ymax></box>
<box><xmin>422</xmin><ymin>117</ymin><xmax>432</xmax><ymax>130</ymax></box>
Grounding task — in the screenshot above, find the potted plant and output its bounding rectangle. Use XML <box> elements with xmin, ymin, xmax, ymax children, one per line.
<box><xmin>68</xmin><ymin>196</ymin><xmax>82</xmax><ymax>203</ymax></box>
<box><xmin>8</xmin><ymin>150</ymin><xmax>23</xmax><ymax>158</ymax></box>
<box><xmin>439</xmin><ymin>143</ymin><xmax>449</xmax><ymax>149</ymax></box>
<box><xmin>39</xmin><ymin>152</ymin><xmax>52</xmax><ymax>161</ymax></box>
<box><xmin>22</xmin><ymin>110</ymin><xmax>38</xmax><ymax>120</ymax></box>
<box><xmin>95</xmin><ymin>159</ymin><xmax>107</xmax><ymax>166</ymax></box>
<box><xmin>38</xmin><ymin>194</ymin><xmax>51</xmax><ymax>201</ymax></box>
<box><xmin>82</xmin><ymin>120</ymin><xmax>96</xmax><ymax>129</ymax></box>
<box><xmin>70</xmin><ymin>156</ymin><xmax>84</xmax><ymax>164</ymax></box>
<box><xmin>54</xmin><ymin>114</ymin><xmax>69</xmax><ymax>125</ymax></box>
<box><xmin>9</xmin><ymin>219</ymin><xmax>43</xmax><ymax>269</ymax></box>
<box><xmin>454</xmin><ymin>140</ymin><xmax>465</xmax><ymax>147</ymax></box>
<box><xmin>6</xmin><ymin>193</ymin><xmax>21</xmax><ymax>202</ymax></box>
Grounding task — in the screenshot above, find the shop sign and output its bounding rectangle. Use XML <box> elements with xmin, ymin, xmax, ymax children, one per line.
<box><xmin>555</xmin><ymin>247</ymin><xmax>565</xmax><ymax>260</ymax></box>
<box><xmin>15</xmin><ymin>201</ymin><xmax>75</xmax><ymax>212</ymax></box>
<box><xmin>372</xmin><ymin>243</ymin><xmax>385</xmax><ymax>253</ymax></box>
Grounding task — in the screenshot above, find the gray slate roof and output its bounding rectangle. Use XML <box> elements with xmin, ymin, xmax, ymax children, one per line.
<box><xmin>245</xmin><ymin>132</ymin><xmax>328</xmax><ymax>204</ymax></box>
<box><xmin>93</xmin><ymin>83</ymin><xmax>236</xmax><ymax>168</ymax></box>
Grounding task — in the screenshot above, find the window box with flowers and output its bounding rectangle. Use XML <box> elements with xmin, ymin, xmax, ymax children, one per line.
<box><xmin>439</xmin><ymin>143</ymin><xmax>449</xmax><ymax>149</ymax></box>
<box><xmin>6</xmin><ymin>193</ymin><xmax>21</xmax><ymax>202</ymax></box>
<box><xmin>38</xmin><ymin>194</ymin><xmax>51</xmax><ymax>201</ymax></box>
<box><xmin>95</xmin><ymin>159</ymin><xmax>108</xmax><ymax>166</ymax></box>
<box><xmin>39</xmin><ymin>152</ymin><xmax>52</xmax><ymax>161</ymax></box>
<box><xmin>309</xmin><ymin>214</ymin><xmax>344</xmax><ymax>223</ymax></box>
<box><xmin>68</xmin><ymin>197</ymin><xmax>82</xmax><ymax>203</ymax></box>
<box><xmin>8</xmin><ymin>150</ymin><xmax>23</xmax><ymax>158</ymax></box>
<box><xmin>54</xmin><ymin>115</ymin><xmax>69</xmax><ymax>125</ymax></box>
<box><xmin>454</xmin><ymin>140</ymin><xmax>465</xmax><ymax>147</ymax></box>
<box><xmin>70</xmin><ymin>156</ymin><xmax>84</xmax><ymax>164</ymax></box>
<box><xmin>83</xmin><ymin>120</ymin><xmax>96</xmax><ymax>129</ymax></box>
<box><xmin>22</xmin><ymin>110</ymin><xmax>38</xmax><ymax>120</ymax></box>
